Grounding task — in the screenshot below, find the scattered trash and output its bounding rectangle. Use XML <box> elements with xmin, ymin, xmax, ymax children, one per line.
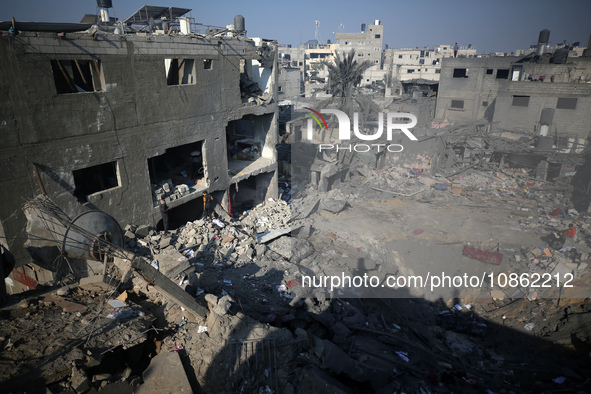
<box><xmin>197</xmin><ymin>326</ymin><xmax>208</xmax><ymax>334</ymax></box>
<box><xmin>523</xmin><ymin>322</ymin><xmax>535</xmax><ymax>331</ymax></box>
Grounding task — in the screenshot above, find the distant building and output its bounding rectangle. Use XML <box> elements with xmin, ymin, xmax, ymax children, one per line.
<box><xmin>278</xmin><ymin>20</ymin><xmax>386</xmax><ymax>97</ymax></box>
<box><xmin>435</xmin><ymin>54</ymin><xmax>591</xmax><ymax>149</ymax></box>
<box><xmin>383</xmin><ymin>44</ymin><xmax>477</xmax><ymax>96</ymax></box>
<box><xmin>335</xmin><ymin>21</ymin><xmax>384</xmax><ymax>85</ymax></box>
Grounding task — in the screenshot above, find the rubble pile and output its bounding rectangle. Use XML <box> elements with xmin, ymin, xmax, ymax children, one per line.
<box><xmin>3</xmin><ymin>151</ymin><xmax>591</xmax><ymax>392</ymax></box>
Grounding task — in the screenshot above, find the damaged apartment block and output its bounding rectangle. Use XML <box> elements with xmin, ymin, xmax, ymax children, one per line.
<box><xmin>0</xmin><ymin>5</ymin><xmax>278</xmax><ymax>284</ymax></box>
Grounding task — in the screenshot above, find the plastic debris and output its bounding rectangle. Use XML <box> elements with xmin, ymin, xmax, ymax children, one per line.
<box><xmin>212</xmin><ymin>218</ymin><xmax>225</xmax><ymax>228</ymax></box>
<box><xmin>107</xmin><ymin>309</ymin><xmax>145</xmax><ymax>320</ymax></box>
<box><xmin>197</xmin><ymin>326</ymin><xmax>208</xmax><ymax>333</ymax></box>
<box><xmin>395</xmin><ymin>351</ymin><xmax>409</xmax><ymax>362</ymax></box>
<box><xmin>173</xmin><ymin>342</ymin><xmax>183</xmax><ymax>352</ymax></box>
<box><xmin>524</xmin><ymin>322</ymin><xmax>535</xmax><ymax>331</ymax></box>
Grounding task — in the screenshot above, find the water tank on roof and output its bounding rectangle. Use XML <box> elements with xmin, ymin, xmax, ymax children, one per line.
<box><xmin>538</xmin><ymin>29</ymin><xmax>550</xmax><ymax>44</ymax></box>
<box><xmin>97</xmin><ymin>0</ymin><xmax>112</xmax><ymax>7</ymax></box>
<box><xmin>361</xmin><ymin>23</ymin><xmax>366</xmax><ymax>32</ymax></box>
<box><xmin>551</xmin><ymin>48</ymin><xmax>569</xmax><ymax>64</ymax></box>
<box><xmin>234</xmin><ymin>15</ymin><xmax>245</xmax><ymax>32</ymax></box>
<box><xmin>374</xmin><ymin>19</ymin><xmax>381</xmax><ymax>25</ymax></box>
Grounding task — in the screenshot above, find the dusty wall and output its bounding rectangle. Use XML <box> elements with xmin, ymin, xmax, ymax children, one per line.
<box><xmin>277</xmin><ymin>67</ymin><xmax>300</xmax><ymax>100</ymax></box>
<box><xmin>0</xmin><ymin>31</ymin><xmax>278</xmax><ymax>266</ymax></box>
<box><xmin>493</xmin><ymin>82</ymin><xmax>591</xmax><ymax>138</ymax></box>
<box><xmin>435</xmin><ymin>57</ymin><xmax>520</xmax><ymax>123</ymax></box>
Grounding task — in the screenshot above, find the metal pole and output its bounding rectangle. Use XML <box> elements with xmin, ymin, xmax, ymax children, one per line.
<box><xmin>33</xmin><ymin>164</ymin><xmax>47</xmax><ymax>195</ymax></box>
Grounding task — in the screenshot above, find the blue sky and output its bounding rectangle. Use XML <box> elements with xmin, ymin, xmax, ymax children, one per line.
<box><xmin>1</xmin><ymin>0</ymin><xmax>590</xmax><ymax>53</ymax></box>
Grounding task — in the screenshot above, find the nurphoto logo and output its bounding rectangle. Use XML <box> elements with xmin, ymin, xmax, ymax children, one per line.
<box><xmin>305</xmin><ymin>107</ymin><xmax>418</xmax><ymax>152</ymax></box>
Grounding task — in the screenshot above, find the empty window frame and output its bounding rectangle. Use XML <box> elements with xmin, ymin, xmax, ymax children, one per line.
<box><xmin>375</xmin><ymin>34</ymin><xmax>381</xmax><ymax>39</ymax></box>
<box><xmin>51</xmin><ymin>59</ymin><xmax>103</xmax><ymax>94</ymax></box>
<box><xmin>482</xmin><ymin>101</ymin><xmax>489</xmax><ymax>107</ymax></box>
<box><xmin>73</xmin><ymin>161</ymin><xmax>119</xmax><ymax>202</ymax></box>
<box><xmin>435</xmin><ymin>69</ymin><xmax>441</xmax><ymax>74</ymax></box>
<box><xmin>512</xmin><ymin>95</ymin><xmax>530</xmax><ymax>107</ymax></box>
<box><xmin>496</xmin><ymin>69</ymin><xmax>509</xmax><ymax>79</ymax></box>
<box><xmin>556</xmin><ymin>97</ymin><xmax>578</xmax><ymax>109</ymax></box>
<box><xmin>165</xmin><ymin>58</ymin><xmax>196</xmax><ymax>85</ymax></box>
<box><xmin>419</xmin><ymin>59</ymin><xmax>425</xmax><ymax>65</ymax></box>
<box><xmin>407</xmin><ymin>69</ymin><xmax>415</xmax><ymax>73</ymax></box>
<box><xmin>398</xmin><ymin>55</ymin><xmax>403</xmax><ymax>59</ymax></box>
<box><xmin>451</xmin><ymin>100</ymin><xmax>464</xmax><ymax>109</ymax></box>
<box><xmin>486</xmin><ymin>69</ymin><xmax>494</xmax><ymax>75</ymax></box>
<box><xmin>203</xmin><ymin>59</ymin><xmax>213</xmax><ymax>69</ymax></box>
<box><xmin>453</xmin><ymin>68</ymin><xmax>468</xmax><ymax>78</ymax></box>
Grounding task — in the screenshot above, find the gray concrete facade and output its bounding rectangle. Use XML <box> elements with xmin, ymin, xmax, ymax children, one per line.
<box><xmin>435</xmin><ymin>56</ymin><xmax>591</xmax><ymax>145</ymax></box>
<box><xmin>0</xmin><ymin>31</ymin><xmax>279</xmax><ymax>266</ymax></box>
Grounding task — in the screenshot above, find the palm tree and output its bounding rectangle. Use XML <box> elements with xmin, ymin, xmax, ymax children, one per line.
<box><xmin>325</xmin><ymin>49</ymin><xmax>373</xmax><ymax>97</ymax></box>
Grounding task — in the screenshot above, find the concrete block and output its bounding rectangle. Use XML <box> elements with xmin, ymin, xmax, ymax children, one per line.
<box><xmin>136</xmin><ymin>351</ymin><xmax>192</xmax><ymax>394</ymax></box>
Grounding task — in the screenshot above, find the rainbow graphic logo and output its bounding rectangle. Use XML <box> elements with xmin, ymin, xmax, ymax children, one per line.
<box><xmin>305</xmin><ymin>107</ymin><xmax>328</xmax><ymax>131</ymax></box>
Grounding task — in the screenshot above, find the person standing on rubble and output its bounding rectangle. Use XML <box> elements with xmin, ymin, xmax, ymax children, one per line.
<box><xmin>202</xmin><ymin>190</ymin><xmax>214</xmax><ymax>220</ymax></box>
<box><xmin>453</xmin><ymin>43</ymin><xmax>459</xmax><ymax>58</ymax></box>
<box><xmin>159</xmin><ymin>195</ymin><xmax>170</xmax><ymax>235</ymax></box>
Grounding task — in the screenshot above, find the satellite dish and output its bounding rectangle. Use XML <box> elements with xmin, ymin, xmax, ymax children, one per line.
<box><xmin>62</xmin><ymin>210</ymin><xmax>124</xmax><ymax>261</ymax></box>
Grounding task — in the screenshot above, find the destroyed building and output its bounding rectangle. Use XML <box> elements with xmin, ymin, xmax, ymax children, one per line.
<box><xmin>0</xmin><ymin>6</ymin><xmax>279</xmax><ymax>281</ymax></box>
<box><xmin>2</xmin><ymin>5</ymin><xmax>591</xmax><ymax>394</ymax></box>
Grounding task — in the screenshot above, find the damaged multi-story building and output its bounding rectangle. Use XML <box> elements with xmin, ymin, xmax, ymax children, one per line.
<box><xmin>431</xmin><ymin>29</ymin><xmax>591</xmax><ymax>210</ymax></box>
<box><xmin>0</xmin><ymin>3</ymin><xmax>279</xmax><ymax>289</ymax></box>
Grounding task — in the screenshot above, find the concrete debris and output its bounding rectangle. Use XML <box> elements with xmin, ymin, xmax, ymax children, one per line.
<box><xmin>4</xmin><ymin>126</ymin><xmax>591</xmax><ymax>393</ymax></box>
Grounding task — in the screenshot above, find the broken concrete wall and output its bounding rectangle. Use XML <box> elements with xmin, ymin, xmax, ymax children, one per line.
<box><xmin>277</xmin><ymin>67</ymin><xmax>301</xmax><ymax>100</ymax></box>
<box><xmin>0</xmin><ymin>32</ymin><xmax>278</xmax><ymax>266</ymax></box>
<box><xmin>383</xmin><ymin>131</ymin><xmax>446</xmax><ymax>173</ymax></box>
<box><xmin>251</xmin><ymin>60</ymin><xmax>272</xmax><ymax>94</ymax></box>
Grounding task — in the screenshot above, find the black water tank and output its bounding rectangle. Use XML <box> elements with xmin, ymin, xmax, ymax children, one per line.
<box><xmin>234</xmin><ymin>15</ymin><xmax>245</xmax><ymax>32</ymax></box>
<box><xmin>538</xmin><ymin>29</ymin><xmax>550</xmax><ymax>44</ymax></box>
<box><xmin>551</xmin><ymin>48</ymin><xmax>569</xmax><ymax>64</ymax></box>
<box><xmin>97</xmin><ymin>0</ymin><xmax>113</xmax><ymax>8</ymax></box>
<box><xmin>361</xmin><ymin>23</ymin><xmax>366</xmax><ymax>32</ymax></box>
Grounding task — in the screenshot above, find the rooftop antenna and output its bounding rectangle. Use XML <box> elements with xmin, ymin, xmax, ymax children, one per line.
<box><xmin>315</xmin><ymin>20</ymin><xmax>321</xmax><ymax>44</ymax></box>
<box><xmin>338</xmin><ymin>23</ymin><xmax>344</xmax><ymax>33</ymax></box>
